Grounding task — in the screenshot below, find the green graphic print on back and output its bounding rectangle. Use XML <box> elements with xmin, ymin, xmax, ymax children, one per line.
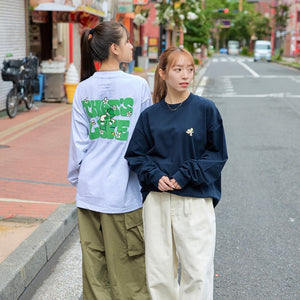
<box><xmin>82</xmin><ymin>97</ymin><xmax>133</xmax><ymax>141</ymax></box>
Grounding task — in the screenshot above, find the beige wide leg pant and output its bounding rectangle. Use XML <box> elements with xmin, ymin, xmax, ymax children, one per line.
<box><xmin>143</xmin><ymin>192</ymin><xmax>216</xmax><ymax>300</ymax></box>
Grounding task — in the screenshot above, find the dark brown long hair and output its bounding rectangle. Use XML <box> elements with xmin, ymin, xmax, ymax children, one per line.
<box><xmin>80</xmin><ymin>21</ymin><xmax>129</xmax><ymax>81</ymax></box>
<box><xmin>153</xmin><ymin>47</ymin><xmax>195</xmax><ymax>103</ymax></box>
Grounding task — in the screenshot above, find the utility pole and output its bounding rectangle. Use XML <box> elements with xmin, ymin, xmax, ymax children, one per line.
<box><xmin>271</xmin><ymin>0</ymin><xmax>275</xmax><ymax>56</ymax></box>
<box><xmin>201</xmin><ymin>0</ymin><xmax>206</xmax><ymax>58</ymax></box>
<box><xmin>295</xmin><ymin>0</ymin><xmax>299</xmax><ymax>60</ymax></box>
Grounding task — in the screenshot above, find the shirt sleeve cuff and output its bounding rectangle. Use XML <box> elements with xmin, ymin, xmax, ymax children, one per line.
<box><xmin>151</xmin><ymin>171</ymin><xmax>166</xmax><ymax>188</ymax></box>
<box><xmin>172</xmin><ymin>170</ymin><xmax>189</xmax><ymax>188</ymax></box>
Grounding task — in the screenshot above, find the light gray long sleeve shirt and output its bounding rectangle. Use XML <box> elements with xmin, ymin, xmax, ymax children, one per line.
<box><xmin>68</xmin><ymin>71</ymin><xmax>152</xmax><ymax>213</ymax></box>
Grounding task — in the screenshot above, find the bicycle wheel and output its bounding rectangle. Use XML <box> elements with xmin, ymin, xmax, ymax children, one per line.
<box><xmin>25</xmin><ymin>92</ymin><xmax>34</xmax><ymax>110</ymax></box>
<box><xmin>6</xmin><ymin>87</ymin><xmax>18</xmax><ymax>118</ymax></box>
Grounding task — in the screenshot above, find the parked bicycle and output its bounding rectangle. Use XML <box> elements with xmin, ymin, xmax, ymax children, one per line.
<box><xmin>1</xmin><ymin>55</ymin><xmax>39</xmax><ymax>118</ymax></box>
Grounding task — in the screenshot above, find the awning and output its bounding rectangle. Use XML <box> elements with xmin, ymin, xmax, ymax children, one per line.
<box><xmin>34</xmin><ymin>3</ymin><xmax>76</xmax><ymax>12</ymax></box>
<box><xmin>34</xmin><ymin>3</ymin><xmax>106</xmax><ymax>17</ymax></box>
<box><xmin>76</xmin><ymin>5</ymin><xmax>106</xmax><ymax>18</ymax></box>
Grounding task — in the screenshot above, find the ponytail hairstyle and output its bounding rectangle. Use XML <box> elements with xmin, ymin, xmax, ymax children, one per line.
<box><xmin>153</xmin><ymin>46</ymin><xmax>195</xmax><ymax>103</ymax></box>
<box><xmin>80</xmin><ymin>21</ymin><xmax>129</xmax><ymax>81</ymax></box>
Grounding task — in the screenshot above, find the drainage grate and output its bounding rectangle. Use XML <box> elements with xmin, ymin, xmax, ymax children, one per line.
<box><xmin>0</xmin><ymin>145</ymin><xmax>10</xmax><ymax>148</ymax></box>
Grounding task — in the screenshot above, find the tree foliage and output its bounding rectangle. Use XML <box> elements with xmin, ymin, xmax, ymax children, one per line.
<box><xmin>153</xmin><ymin>0</ymin><xmax>274</xmax><ymax>52</ymax></box>
<box><xmin>272</xmin><ymin>4</ymin><xmax>290</xmax><ymax>31</ymax></box>
<box><xmin>252</xmin><ymin>12</ymin><xmax>272</xmax><ymax>40</ymax></box>
<box><xmin>154</xmin><ymin>0</ymin><xmax>210</xmax><ymax>51</ymax></box>
<box><xmin>184</xmin><ymin>11</ymin><xmax>212</xmax><ymax>52</ymax></box>
<box><xmin>154</xmin><ymin>0</ymin><xmax>202</xmax><ymax>29</ymax></box>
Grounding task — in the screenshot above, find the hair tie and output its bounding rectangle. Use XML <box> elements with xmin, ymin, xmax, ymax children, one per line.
<box><xmin>88</xmin><ymin>28</ymin><xmax>94</xmax><ymax>40</ymax></box>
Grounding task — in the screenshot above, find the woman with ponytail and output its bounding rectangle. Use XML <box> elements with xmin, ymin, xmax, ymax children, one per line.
<box><xmin>68</xmin><ymin>21</ymin><xmax>151</xmax><ymax>300</ymax></box>
<box><xmin>126</xmin><ymin>46</ymin><xmax>228</xmax><ymax>300</ymax></box>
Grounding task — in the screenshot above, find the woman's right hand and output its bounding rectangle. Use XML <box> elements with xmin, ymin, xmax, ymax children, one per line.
<box><xmin>158</xmin><ymin>176</ymin><xmax>175</xmax><ymax>191</ymax></box>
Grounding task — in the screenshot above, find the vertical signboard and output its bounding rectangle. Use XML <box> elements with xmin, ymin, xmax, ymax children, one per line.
<box><xmin>148</xmin><ymin>37</ymin><xmax>158</xmax><ymax>60</ymax></box>
<box><xmin>118</xmin><ymin>0</ymin><xmax>133</xmax><ymax>13</ymax></box>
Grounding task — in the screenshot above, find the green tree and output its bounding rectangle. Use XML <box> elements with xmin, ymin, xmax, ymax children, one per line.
<box><xmin>155</xmin><ymin>0</ymin><xmax>202</xmax><ymax>29</ymax></box>
<box><xmin>272</xmin><ymin>3</ymin><xmax>290</xmax><ymax>51</ymax></box>
<box><xmin>252</xmin><ymin>12</ymin><xmax>271</xmax><ymax>40</ymax></box>
<box><xmin>184</xmin><ymin>11</ymin><xmax>212</xmax><ymax>53</ymax></box>
<box><xmin>273</xmin><ymin>4</ymin><xmax>290</xmax><ymax>31</ymax></box>
<box><xmin>154</xmin><ymin>0</ymin><xmax>211</xmax><ymax>53</ymax></box>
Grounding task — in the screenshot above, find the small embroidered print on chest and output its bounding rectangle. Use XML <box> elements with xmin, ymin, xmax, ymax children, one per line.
<box><xmin>186</xmin><ymin>128</ymin><xmax>194</xmax><ymax>136</ymax></box>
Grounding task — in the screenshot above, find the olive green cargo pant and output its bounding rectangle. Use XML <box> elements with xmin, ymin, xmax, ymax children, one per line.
<box><xmin>77</xmin><ymin>207</ymin><xmax>150</xmax><ymax>300</ymax></box>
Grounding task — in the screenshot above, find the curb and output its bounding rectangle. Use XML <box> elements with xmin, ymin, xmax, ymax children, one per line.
<box><xmin>193</xmin><ymin>58</ymin><xmax>209</xmax><ymax>93</ymax></box>
<box><xmin>0</xmin><ymin>203</ymin><xmax>78</xmax><ymax>300</ymax></box>
<box><xmin>273</xmin><ymin>60</ymin><xmax>300</xmax><ymax>71</ymax></box>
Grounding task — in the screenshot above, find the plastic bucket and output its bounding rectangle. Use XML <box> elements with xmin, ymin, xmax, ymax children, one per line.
<box><xmin>33</xmin><ymin>74</ymin><xmax>44</xmax><ymax>101</ymax></box>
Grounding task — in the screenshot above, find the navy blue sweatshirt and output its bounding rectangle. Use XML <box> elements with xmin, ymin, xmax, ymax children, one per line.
<box><xmin>125</xmin><ymin>93</ymin><xmax>228</xmax><ymax>207</ymax></box>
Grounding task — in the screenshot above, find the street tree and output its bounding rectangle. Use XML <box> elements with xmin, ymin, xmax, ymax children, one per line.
<box><xmin>251</xmin><ymin>12</ymin><xmax>271</xmax><ymax>41</ymax></box>
<box><xmin>184</xmin><ymin>11</ymin><xmax>212</xmax><ymax>53</ymax></box>
<box><xmin>272</xmin><ymin>3</ymin><xmax>290</xmax><ymax>51</ymax></box>
<box><xmin>154</xmin><ymin>0</ymin><xmax>211</xmax><ymax>54</ymax></box>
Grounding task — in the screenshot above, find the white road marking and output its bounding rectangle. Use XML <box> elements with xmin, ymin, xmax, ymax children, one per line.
<box><xmin>237</xmin><ymin>60</ymin><xmax>260</xmax><ymax>77</ymax></box>
<box><xmin>0</xmin><ymin>198</ymin><xmax>62</xmax><ymax>205</ymax></box>
<box><xmin>203</xmin><ymin>93</ymin><xmax>300</xmax><ymax>98</ymax></box>
<box><xmin>195</xmin><ymin>76</ymin><xmax>208</xmax><ymax>96</ymax></box>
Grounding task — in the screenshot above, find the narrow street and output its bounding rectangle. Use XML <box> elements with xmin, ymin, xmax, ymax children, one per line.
<box><xmin>19</xmin><ymin>56</ymin><xmax>300</xmax><ymax>299</ymax></box>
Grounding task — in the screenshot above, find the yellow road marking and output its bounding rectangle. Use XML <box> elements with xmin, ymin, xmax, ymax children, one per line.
<box><xmin>0</xmin><ymin>106</ymin><xmax>72</xmax><ymax>144</ymax></box>
<box><xmin>0</xmin><ymin>105</ymin><xmax>71</xmax><ymax>139</ymax></box>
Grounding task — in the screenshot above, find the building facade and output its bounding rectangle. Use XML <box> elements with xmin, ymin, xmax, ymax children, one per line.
<box><xmin>0</xmin><ymin>0</ymin><xmax>28</xmax><ymax>111</ymax></box>
<box><xmin>0</xmin><ymin>0</ymin><xmax>164</xmax><ymax>110</ymax></box>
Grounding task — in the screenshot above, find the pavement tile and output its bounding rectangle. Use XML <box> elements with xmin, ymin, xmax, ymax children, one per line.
<box><xmin>0</xmin><ymin>99</ymin><xmax>78</xmax><ymax>299</ymax></box>
<box><xmin>0</xmin><ymin>102</ymin><xmax>75</xmax><ymax>220</ymax></box>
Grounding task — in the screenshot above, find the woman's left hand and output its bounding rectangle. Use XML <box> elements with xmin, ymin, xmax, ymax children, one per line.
<box><xmin>170</xmin><ymin>178</ymin><xmax>182</xmax><ymax>190</ymax></box>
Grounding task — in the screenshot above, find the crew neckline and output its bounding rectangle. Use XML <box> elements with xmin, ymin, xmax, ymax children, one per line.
<box><xmin>162</xmin><ymin>93</ymin><xmax>192</xmax><ymax>111</ymax></box>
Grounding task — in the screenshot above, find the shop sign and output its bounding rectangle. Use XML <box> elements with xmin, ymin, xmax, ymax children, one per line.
<box><xmin>133</xmin><ymin>0</ymin><xmax>148</xmax><ymax>4</ymax></box>
<box><xmin>32</xmin><ymin>10</ymin><xmax>49</xmax><ymax>23</ymax></box>
<box><xmin>220</xmin><ymin>19</ymin><xmax>230</xmax><ymax>28</ymax></box>
<box><xmin>52</xmin><ymin>11</ymin><xmax>81</xmax><ymax>23</ymax></box>
<box><xmin>148</xmin><ymin>37</ymin><xmax>158</xmax><ymax>60</ymax></box>
<box><xmin>118</xmin><ymin>0</ymin><xmax>133</xmax><ymax>13</ymax></box>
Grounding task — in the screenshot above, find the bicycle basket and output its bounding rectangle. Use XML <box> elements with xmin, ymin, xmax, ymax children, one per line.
<box><xmin>1</xmin><ymin>67</ymin><xmax>21</xmax><ymax>82</ymax></box>
<box><xmin>1</xmin><ymin>59</ymin><xmax>23</xmax><ymax>82</ymax></box>
<box><xmin>3</xmin><ymin>59</ymin><xmax>23</xmax><ymax>69</ymax></box>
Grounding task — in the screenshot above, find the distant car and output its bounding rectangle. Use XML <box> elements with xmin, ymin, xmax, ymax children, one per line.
<box><xmin>254</xmin><ymin>40</ymin><xmax>272</xmax><ymax>62</ymax></box>
<box><xmin>220</xmin><ymin>48</ymin><xmax>228</xmax><ymax>54</ymax></box>
<box><xmin>228</xmin><ymin>40</ymin><xmax>239</xmax><ymax>55</ymax></box>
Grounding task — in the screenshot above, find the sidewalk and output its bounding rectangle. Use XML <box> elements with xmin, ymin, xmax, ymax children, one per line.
<box><xmin>275</xmin><ymin>56</ymin><xmax>300</xmax><ymax>71</ymax></box>
<box><xmin>0</xmin><ymin>61</ymin><xmax>205</xmax><ymax>300</ymax></box>
<box><xmin>0</xmin><ymin>63</ymin><xmax>155</xmax><ymax>300</ymax></box>
<box><xmin>0</xmin><ymin>99</ymin><xmax>78</xmax><ymax>299</ymax></box>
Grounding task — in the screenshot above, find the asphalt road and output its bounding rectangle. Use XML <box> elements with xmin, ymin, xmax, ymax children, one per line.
<box><xmin>20</xmin><ymin>55</ymin><xmax>300</xmax><ymax>300</ymax></box>
<box><xmin>203</xmin><ymin>55</ymin><xmax>300</xmax><ymax>299</ymax></box>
